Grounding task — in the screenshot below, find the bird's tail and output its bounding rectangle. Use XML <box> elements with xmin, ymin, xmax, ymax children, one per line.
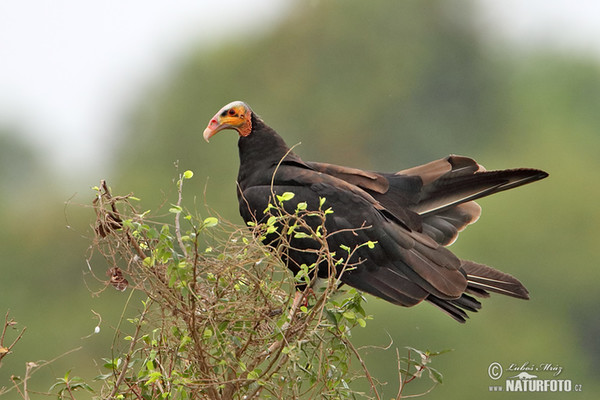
<box><xmin>462</xmin><ymin>260</ymin><xmax>529</xmax><ymax>300</ymax></box>
<box><xmin>426</xmin><ymin>260</ymin><xmax>529</xmax><ymax>323</ymax></box>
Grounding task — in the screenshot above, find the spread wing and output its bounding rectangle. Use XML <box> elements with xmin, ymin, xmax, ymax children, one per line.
<box><xmin>307</xmin><ymin>155</ymin><xmax>548</xmax><ymax>245</ymax></box>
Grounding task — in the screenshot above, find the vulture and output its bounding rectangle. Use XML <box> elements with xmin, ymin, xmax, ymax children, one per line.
<box><xmin>203</xmin><ymin>101</ymin><xmax>548</xmax><ymax>323</ymax></box>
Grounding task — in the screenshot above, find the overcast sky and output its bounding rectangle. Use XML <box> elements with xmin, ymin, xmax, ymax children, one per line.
<box><xmin>1</xmin><ymin>0</ymin><xmax>599</xmax><ymax>179</ymax></box>
<box><xmin>0</xmin><ymin>0</ymin><xmax>292</xmax><ymax>177</ymax></box>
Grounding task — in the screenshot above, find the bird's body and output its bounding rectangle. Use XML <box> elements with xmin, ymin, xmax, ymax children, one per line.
<box><xmin>204</xmin><ymin>101</ymin><xmax>548</xmax><ymax>322</ymax></box>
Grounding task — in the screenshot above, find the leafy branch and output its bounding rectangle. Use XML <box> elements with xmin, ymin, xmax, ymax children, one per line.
<box><xmin>85</xmin><ymin>171</ymin><xmax>446</xmax><ymax>399</ymax></box>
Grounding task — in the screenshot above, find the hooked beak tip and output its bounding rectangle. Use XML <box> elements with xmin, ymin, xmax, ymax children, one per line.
<box><xmin>203</xmin><ymin>126</ymin><xmax>215</xmax><ymax>142</ymax></box>
<box><xmin>203</xmin><ymin>119</ymin><xmax>220</xmax><ymax>142</ymax></box>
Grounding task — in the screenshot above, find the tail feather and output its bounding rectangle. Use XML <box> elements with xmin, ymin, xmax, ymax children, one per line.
<box><xmin>426</xmin><ymin>260</ymin><xmax>528</xmax><ymax>323</ymax></box>
<box><xmin>416</xmin><ymin>168</ymin><xmax>548</xmax><ymax>216</ymax></box>
<box><xmin>426</xmin><ymin>295</ymin><xmax>471</xmax><ymax>323</ymax></box>
<box><xmin>450</xmin><ymin>293</ymin><xmax>482</xmax><ymax>312</ymax></box>
<box><xmin>462</xmin><ymin>260</ymin><xmax>530</xmax><ymax>300</ymax></box>
<box><xmin>396</xmin><ymin>155</ymin><xmax>548</xmax><ymax>216</ymax></box>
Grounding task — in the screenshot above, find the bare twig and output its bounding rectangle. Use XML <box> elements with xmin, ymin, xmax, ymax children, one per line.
<box><xmin>108</xmin><ymin>297</ymin><xmax>151</xmax><ymax>399</ymax></box>
<box><xmin>343</xmin><ymin>336</ymin><xmax>381</xmax><ymax>400</ymax></box>
<box><xmin>0</xmin><ymin>311</ymin><xmax>26</xmax><ymax>364</ymax></box>
<box><xmin>8</xmin><ymin>347</ymin><xmax>82</xmax><ymax>399</ymax></box>
<box><xmin>174</xmin><ymin>173</ymin><xmax>188</xmax><ymax>259</ymax></box>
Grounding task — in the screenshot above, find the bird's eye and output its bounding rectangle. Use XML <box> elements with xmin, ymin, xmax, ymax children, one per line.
<box><xmin>228</xmin><ymin>109</ymin><xmax>237</xmax><ymax>116</ymax></box>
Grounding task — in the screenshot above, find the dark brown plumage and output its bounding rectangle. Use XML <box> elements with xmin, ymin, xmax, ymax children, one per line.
<box><xmin>203</xmin><ymin>101</ymin><xmax>548</xmax><ymax>322</ymax></box>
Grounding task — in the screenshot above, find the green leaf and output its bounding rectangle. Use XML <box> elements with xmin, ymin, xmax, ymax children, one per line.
<box><xmin>342</xmin><ymin>311</ymin><xmax>356</xmax><ymax>320</ymax></box>
<box><xmin>406</xmin><ymin>346</ymin><xmax>430</xmax><ymax>365</ymax></box>
<box><xmin>427</xmin><ymin>348</ymin><xmax>454</xmax><ymax>357</ymax></box>
<box><xmin>218</xmin><ymin>321</ymin><xmax>229</xmax><ymax>332</ymax></box>
<box><xmin>179</xmin><ymin>335</ymin><xmax>192</xmax><ymax>350</ymax></box>
<box><xmin>160</xmin><ymin>224</ymin><xmax>171</xmax><ymax>235</ymax></box>
<box><xmin>276</xmin><ymin>192</ymin><xmax>295</xmax><ymax>202</ymax></box>
<box><xmin>203</xmin><ymin>217</ymin><xmax>219</xmax><ymax>227</ymax></box>
<box><xmin>428</xmin><ymin>367</ymin><xmax>444</xmax><ymax>384</ymax></box>
<box><xmin>49</xmin><ymin>380</ymin><xmax>64</xmax><ymax>391</ymax></box>
<box><xmin>145</xmin><ymin>371</ymin><xmax>162</xmax><ymax>385</ymax></box>
<box><xmin>286</xmin><ymin>223</ymin><xmax>298</xmax><ymax>234</ymax></box>
<box><xmin>325</xmin><ymin>309</ymin><xmax>339</xmax><ymax>325</ymax></box>
<box><xmin>294</xmin><ymin>232</ymin><xmax>311</xmax><ymax>239</ymax></box>
<box><xmin>103</xmin><ymin>358</ymin><xmax>121</xmax><ymax>370</ymax></box>
<box><xmin>169</xmin><ymin>205</ymin><xmax>183</xmax><ymax>214</ymax></box>
<box><xmin>146</xmin><ymin>359</ymin><xmax>156</xmax><ymax>371</ymax></box>
<box><xmin>266</xmin><ymin>216</ymin><xmax>277</xmax><ymax>226</ymax></box>
<box><xmin>143</xmin><ymin>257</ymin><xmax>154</xmax><ymax>267</ymax></box>
<box><xmin>139</xmin><ymin>209</ymin><xmax>151</xmax><ymax>218</ymax></box>
<box><xmin>182</xmin><ymin>170</ymin><xmax>194</xmax><ymax>179</ymax></box>
<box><xmin>73</xmin><ymin>382</ymin><xmax>94</xmax><ymax>393</ymax></box>
<box><xmin>247</xmin><ymin>369</ymin><xmax>262</xmax><ymax>380</ymax></box>
<box><xmin>94</xmin><ymin>373</ymin><xmax>112</xmax><ymax>381</ymax></box>
<box><xmin>316</xmin><ymin>225</ymin><xmax>324</xmax><ymax>237</ymax></box>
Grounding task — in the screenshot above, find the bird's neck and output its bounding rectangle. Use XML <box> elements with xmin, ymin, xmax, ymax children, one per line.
<box><xmin>237</xmin><ymin>117</ymin><xmax>297</xmax><ymax>168</ymax></box>
<box><xmin>237</xmin><ymin>116</ymin><xmax>298</xmax><ymax>188</ymax></box>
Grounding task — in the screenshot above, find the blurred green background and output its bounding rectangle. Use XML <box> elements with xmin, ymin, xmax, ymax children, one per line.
<box><xmin>1</xmin><ymin>0</ymin><xmax>599</xmax><ymax>398</ymax></box>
